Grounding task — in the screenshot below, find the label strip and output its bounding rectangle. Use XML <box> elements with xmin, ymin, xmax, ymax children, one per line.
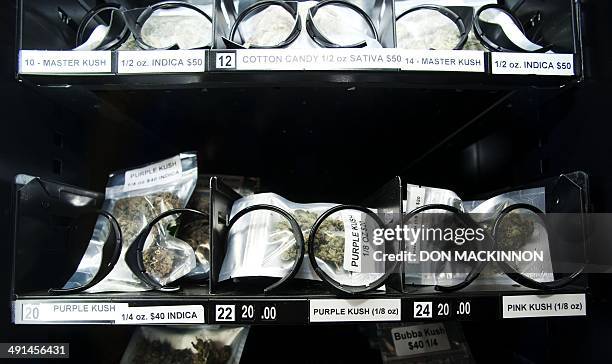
<box><xmin>15</xmin><ymin>301</ymin><xmax>205</xmax><ymax>325</ymax></box>
<box><xmin>399</xmin><ymin>50</ymin><xmax>485</xmax><ymax>73</ymax></box>
<box><xmin>502</xmin><ymin>294</ymin><xmax>586</xmax><ymax>318</ymax></box>
<box><xmin>491</xmin><ymin>53</ymin><xmax>575</xmax><ymax>76</ymax></box>
<box><xmin>117</xmin><ymin>50</ymin><xmax>207</xmax><ymax>74</ymax></box>
<box><xmin>19</xmin><ymin>50</ymin><xmax>112</xmax><ymax>75</ymax></box>
<box><xmin>234</xmin><ymin>49</ymin><xmax>400</xmax><ymax>71</ymax></box>
<box><xmin>309</xmin><ymin>299</ymin><xmax>401</xmax><ymax>322</ymax></box>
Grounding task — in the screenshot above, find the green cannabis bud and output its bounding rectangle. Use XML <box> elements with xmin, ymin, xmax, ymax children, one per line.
<box><xmin>131</xmin><ymin>336</ymin><xmax>231</xmax><ymax>364</ymax></box>
<box><xmin>143</xmin><ymin>246</ymin><xmax>175</xmax><ymax>280</ymax></box>
<box><xmin>495</xmin><ymin>211</ymin><xmax>535</xmax><ymax>251</ymax></box>
<box><xmin>112</xmin><ymin>192</ymin><xmax>182</xmax><ymax>280</ymax></box>
<box><xmin>112</xmin><ymin>192</ymin><xmax>182</xmax><ymax>245</ymax></box>
<box><xmin>275</xmin><ymin>210</ymin><xmax>345</xmax><ymax>268</ymax></box>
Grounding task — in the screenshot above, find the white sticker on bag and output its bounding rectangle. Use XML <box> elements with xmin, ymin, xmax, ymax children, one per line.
<box><xmin>405</xmin><ymin>186</ymin><xmax>426</xmax><ymax>264</ymax></box>
<box><xmin>391</xmin><ymin>323</ymin><xmax>451</xmax><ymax>357</ymax></box>
<box><xmin>342</xmin><ymin>211</ymin><xmax>363</xmax><ymax>272</ymax></box>
<box><xmin>123</xmin><ymin>155</ymin><xmax>183</xmax><ymax>192</ymax></box>
<box><xmin>341</xmin><ymin>210</ymin><xmax>378</xmax><ymax>273</ymax></box>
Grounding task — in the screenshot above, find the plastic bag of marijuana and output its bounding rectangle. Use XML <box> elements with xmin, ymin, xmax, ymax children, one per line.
<box><xmin>63</xmin><ymin>152</ymin><xmax>198</xmax><ymax>292</ymax></box>
<box><xmin>121</xmin><ymin>326</ymin><xmax>249</xmax><ymax>364</ymax></box>
<box><xmin>457</xmin><ymin>187</ymin><xmax>554</xmax><ymax>287</ymax></box>
<box><xmin>119</xmin><ymin>3</ymin><xmax>213</xmax><ymax>50</ymax></box>
<box><xmin>403</xmin><ymin>183</ymin><xmax>463</xmax><ymax>286</ymax></box>
<box><xmin>219</xmin><ymin>193</ymin><xmax>385</xmax><ymax>287</ymax></box>
<box><xmin>395</xmin><ymin>0</ymin><xmax>493</xmax><ymax>50</ymax></box>
<box><xmin>235</xmin><ymin>1</ymin><xmax>381</xmax><ymax>49</ymax></box>
<box><xmin>377</xmin><ymin>321</ymin><xmax>475</xmax><ymax>363</ymax></box>
<box><xmin>179</xmin><ymin>175</ymin><xmax>261</xmax><ymax>280</ymax></box>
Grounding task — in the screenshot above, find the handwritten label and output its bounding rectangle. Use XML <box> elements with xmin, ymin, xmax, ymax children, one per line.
<box><xmin>391</xmin><ymin>323</ymin><xmax>451</xmax><ymax>357</ymax></box>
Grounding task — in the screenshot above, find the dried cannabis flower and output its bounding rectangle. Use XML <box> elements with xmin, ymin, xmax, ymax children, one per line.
<box><xmin>180</xmin><ymin>220</ymin><xmax>210</xmax><ymax>260</ymax></box>
<box><xmin>275</xmin><ymin>210</ymin><xmax>345</xmax><ymax>268</ymax></box>
<box><xmin>192</xmin><ymin>338</ymin><xmax>232</xmax><ymax>364</ymax></box>
<box><xmin>112</xmin><ymin>192</ymin><xmax>181</xmax><ymax>245</ymax></box>
<box><xmin>112</xmin><ymin>192</ymin><xmax>182</xmax><ymax>279</ymax></box>
<box><xmin>143</xmin><ymin>247</ymin><xmax>175</xmax><ymax>280</ymax></box>
<box><xmin>495</xmin><ymin>211</ymin><xmax>535</xmax><ymax>251</ymax></box>
<box><xmin>131</xmin><ymin>336</ymin><xmax>231</xmax><ymax>364</ymax></box>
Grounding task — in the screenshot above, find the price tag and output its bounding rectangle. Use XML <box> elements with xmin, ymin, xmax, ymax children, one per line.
<box><xmin>233</xmin><ymin>49</ymin><xmax>399</xmax><ymax>71</ymax></box>
<box><xmin>491</xmin><ymin>53</ymin><xmax>575</xmax><ymax>76</ymax></box>
<box><xmin>117</xmin><ymin>50</ymin><xmax>206</xmax><ymax>74</ymax></box>
<box><xmin>413</xmin><ymin>302</ymin><xmax>432</xmax><ymax>319</ymax></box>
<box><xmin>19</xmin><ymin>50</ymin><xmax>112</xmax><ymax>75</ymax></box>
<box><xmin>16</xmin><ymin>301</ymin><xmax>127</xmax><ymax>324</ymax></box>
<box><xmin>391</xmin><ymin>323</ymin><xmax>451</xmax><ymax>357</ymax></box>
<box><xmin>309</xmin><ymin>299</ymin><xmax>401</xmax><ymax>322</ymax></box>
<box><xmin>215</xmin><ymin>304</ymin><xmax>236</xmax><ymax>322</ymax></box>
<box><xmin>502</xmin><ymin>294</ymin><xmax>586</xmax><ymax>318</ymax></box>
<box><xmin>14</xmin><ymin>301</ymin><xmax>204</xmax><ymax>325</ymax></box>
<box><xmin>399</xmin><ymin>50</ymin><xmax>485</xmax><ymax>73</ymax></box>
<box><xmin>116</xmin><ymin>305</ymin><xmax>204</xmax><ymax>324</ymax></box>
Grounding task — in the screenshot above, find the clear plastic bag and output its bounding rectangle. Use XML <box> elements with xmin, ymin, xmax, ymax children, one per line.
<box><xmin>234</xmin><ymin>1</ymin><xmax>381</xmax><ymax>49</ymax></box>
<box><xmin>395</xmin><ymin>0</ymin><xmax>496</xmax><ymax>50</ymax></box>
<box><xmin>462</xmin><ymin>187</ymin><xmax>554</xmax><ymax>286</ymax></box>
<box><xmin>404</xmin><ymin>184</ymin><xmax>463</xmax><ymax>285</ymax></box>
<box><xmin>407</xmin><ymin>185</ymin><xmax>553</xmax><ymax>287</ymax></box>
<box><xmin>121</xmin><ymin>326</ymin><xmax>249</xmax><ymax>364</ymax></box>
<box><xmin>179</xmin><ymin>175</ymin><xmax>261</xmax><ymax>280</ymax></box>
<box><xmin>119</xmin><ymin>3</ymin><xmax>213</xmax><ymax>50</ymax></box>
<box><xmin>219</xmin><ymin>193</ymin><xmax>385</xmax><ymax>287</ymax></box>
<box><xmin>63</xmin><ymin>152</ymin><xmax>198</xmax><ymax>292</ymax></box>
<box><xmin>138</xmin><ymin>4</ymin><xmax>213</xmax><ymax>49</ymax></box>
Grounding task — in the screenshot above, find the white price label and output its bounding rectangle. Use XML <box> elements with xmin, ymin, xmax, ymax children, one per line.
<box><xmin>399</xmin><ymin>50</ymin><xmax>485</xmax><ymax>73</ymax></box>
<box><xmin>215</xmin><ymin>53</ymin><xmax>236</xmax><ymax>69</ymax></box>
<box><xmin>503</xmin><ymin>294</ymin><xmax>586</xmax><ymax>318</ymax></box>
<box><xmin>491</xmin><ymin>53</ymin><xmax>575</xmax><ymax>76</ymax></box>
<box><xmin>391</xmin><ymin>323</ymin><xmax>451</xmax><ymax>357</ymax></box>
<box><xmin>17</xmin><ymin>302</ymin><xmax>127</xmax><ymax>324</ymax></box>
<box><xmin>413</xmin><ymin>302</ymin><xmax>432</xmax><ymax>318</ymax></box>
<box><xmin>14</xmin><ymin>301</ymin><xmax>204</xmax><ymax>325</ymax></box>
<box><xmin>117</xmin><ymin>50</ymin><xmax>206</xmax><ymax>74</ymax></box>
<box><xmin>19</xmin><ymin>50</ymin><xmax>112</xmax><ymax>75</ymax></box>
<box><xmin>123</xmin><ymin>155</ymin><xmax>182</xmax><ymax>192</ymax></box>
<box><xmin>309</xmin><ymin>299</ymin><xmax>401</xmax><ymax>322</ymax></box>
<box><xmin>215</xmin><ymin>305</ymin><xmax>236</xmax><ymax>322</ymax></box>
<box><xmin>116</xmin><ymin>305</ymin><xmax>204</xmax><ymax>324</ymax></box>
<box><xmin>235</xmin><ymin>49</ymin><xmax>399</xmax><ymax>71</ymax></box>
